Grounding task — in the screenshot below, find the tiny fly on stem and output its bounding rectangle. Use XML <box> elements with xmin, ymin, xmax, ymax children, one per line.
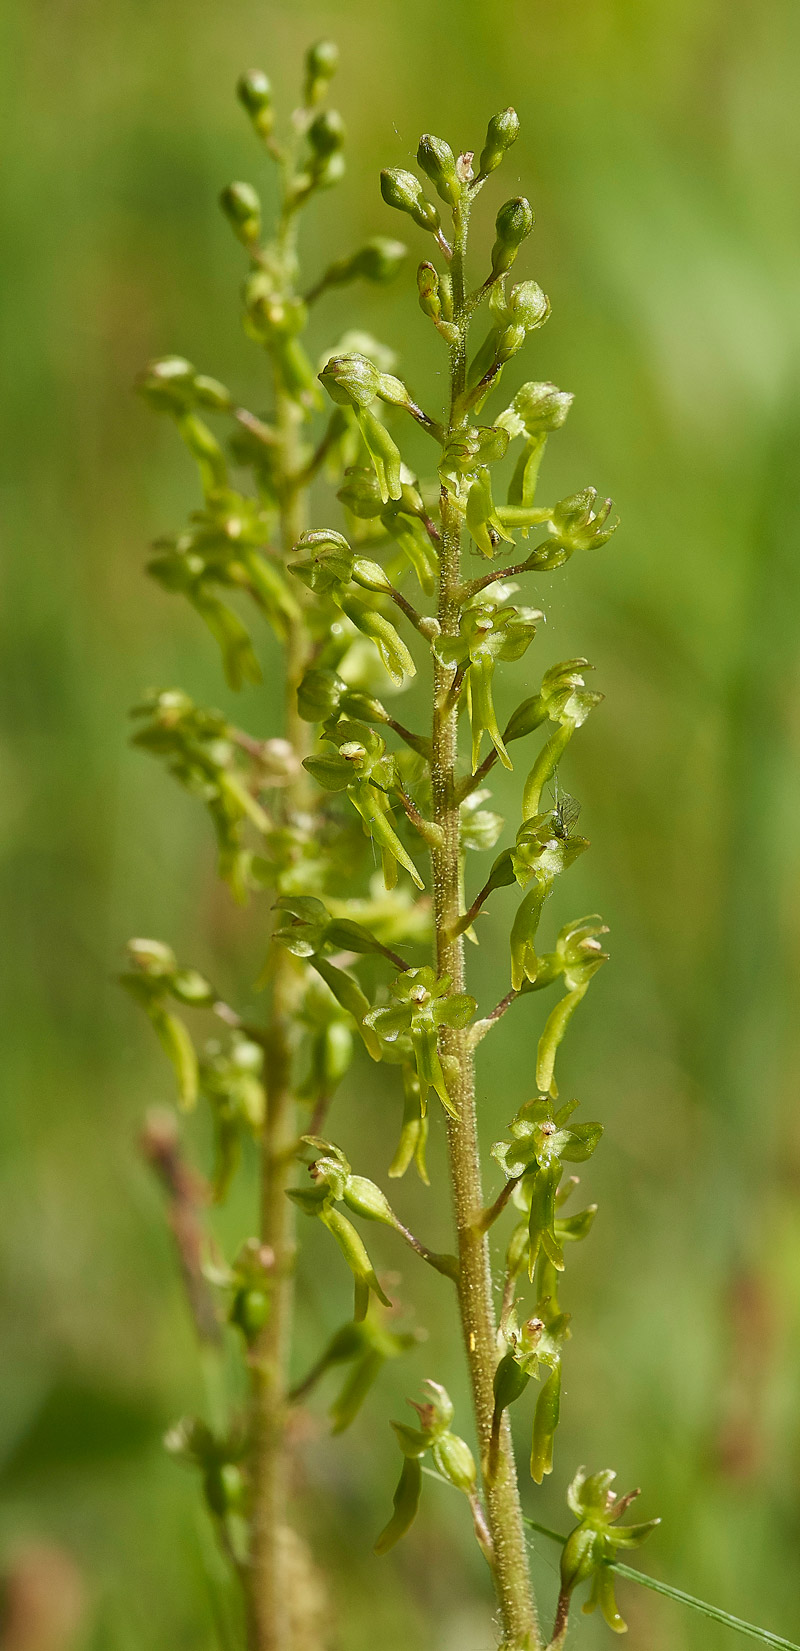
<box><xmin>550</xmin><ymin>771</ymin><xmax>581</xmax><ymax>841</ymax></box>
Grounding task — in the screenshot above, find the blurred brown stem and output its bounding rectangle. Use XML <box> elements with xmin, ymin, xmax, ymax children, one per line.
<box><xmin>245</xmin><ymin>218</ymin><xmax>313</xmax><ymax>1645</ymax></box>
<box><xmin>141</xmin><ymin>1109</ymin><xmax>220</xmax><ymax>1347</ymax></box>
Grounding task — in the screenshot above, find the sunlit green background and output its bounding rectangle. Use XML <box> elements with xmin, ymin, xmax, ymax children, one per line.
<box><xmin>3</xmin><ymin>1</ymin><xmax>800</xmax><ymax>1647</ymax></box>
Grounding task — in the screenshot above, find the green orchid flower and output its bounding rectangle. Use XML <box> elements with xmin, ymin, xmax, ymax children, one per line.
<box><xmin>272</xmin><ymin>892</ymin><xmax>398</xmax><ymax>1059</ymax></box>
<box><xmin>364</xmin><ymin>967</ymin><xmax>476</xmax><ymax>1117</ymax></box>
<box><xmin>436</xmin><ymin>602</ymin><xmax>542</xmax><ymax>773</ymax></box>
<box><xmin>303</xmin><ymin>721</ymin><xmax>424</xmax><ymax>890</ymax></box>
<box><xmin>504</xmin><ymin>1162</ymin><xmax>598</xmax><ymax>1293</ymax></box>
<box><xmin>289</xmin><ymin>1136</ymin><xmax>456</xmax><ymax>1318</ymax></box>
<box><xmin>375</xmin><ymin>1382</ymin><xmax>480</xmax><ymax>1556</ymax></box>
<box><xmin>489</xmin><ymin>1295</ymin><xmax>570</xmax><ymax>1485</ymax></box>
<box><xmin>487</xmin><ymin>814</ymin><xmax>590</xmax><ymax>991</ymax></box>
<box><xmin>556</xmin><ymin>1468</ymin><xmax>660</xmax><ymax>1637</ymax></box>
<box><xmin>318</xmin><ymin>353</ymin><xmax>412</xmax><ymax>501</ymax></box>
<box><xmin>290</xmin><ymin>1306</ymin><xmax>420</xmax><ymax>1435</ymax></box>
<box><xmin>291</xmin><ymin>530</ymin><xmax>415</xmax><ymax>685</ymax></box>
<box><xmin>534</xmin><ymin>916</ymin><xmax>609</xmax><ymax>1094</ymax></box>
<box><xmin>492</xmin><ymin>1095</ymin><xmax>603</xmax><ymax>1275</ymax></box>
<box><xmin>288</xmin><ymin>1139</ymin><xmax>392</xmax><ymax>1321</ymax></box>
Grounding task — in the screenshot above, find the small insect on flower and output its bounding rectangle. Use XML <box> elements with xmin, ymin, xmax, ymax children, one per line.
<box><xmin>550</xmin><ymin>772</ymin><xmax>582</xmax><ymax>841</ymax></box>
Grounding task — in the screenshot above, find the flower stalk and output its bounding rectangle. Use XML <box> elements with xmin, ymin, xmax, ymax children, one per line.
<box><xmin>428</xmin><ymin>188</ymin><xmax>539</xmax><ymax>1651</ymax></box>
<box><xmin>119</xmin><ymin>39</ymin><xmax>730</xmax><ymax>1651</ymax></box>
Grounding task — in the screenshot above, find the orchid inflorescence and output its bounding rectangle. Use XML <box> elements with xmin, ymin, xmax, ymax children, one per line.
<box><xmin>124</xmin><ymin>37</ymin><xmax>660</xmax><ymax>1651</ymax></box>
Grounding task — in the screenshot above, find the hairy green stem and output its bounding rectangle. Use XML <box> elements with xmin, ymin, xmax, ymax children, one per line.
<box><xmin>431</xmin><ymin>189</ymin><xmax>539</xmax><ymax>1651</ymax></box>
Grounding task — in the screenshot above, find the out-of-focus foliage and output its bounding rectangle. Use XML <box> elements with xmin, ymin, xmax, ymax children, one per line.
<box><xmin>1</xmin><ymin>2</ymin><xmax>799</xmax><ymax>1648</ymax></box>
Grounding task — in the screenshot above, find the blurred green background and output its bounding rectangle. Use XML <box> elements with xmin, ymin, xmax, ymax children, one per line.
<box><xmin>2</xmin><ymin>0</ymin><xmax>800</xmax><ymax>1647</ymax></box>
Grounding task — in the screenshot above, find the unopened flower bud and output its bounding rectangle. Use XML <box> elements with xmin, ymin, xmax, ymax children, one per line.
<box><xmin>514</xmin><ymin>380</ymin><xmax>574</xmax><ymax>434</ymax></box>
<box><xmin>420</xmin><ymin>1379</ymin><xmax>454</xmax><ymax>1435</ymax></box>
<box><xmin>308</xmin><ymin>109</ymin><xmax>346</xmax><ymax>157</ymax></box>
<box><xmin>297</xmin><ymin>667</ymin><xmax>344</xmax><ymax>723</ymax></box>
<box><xmin>136</xmin><ymin>356</ymin><xmax>196</xmax><ymax>412</ymax></box>
<box><xmin>192</xmin><ymin>374</ymin><xmax>232</xmax><ymax>411</ymax></box>
<box><xmin>417</xmin><ymin>134</ymin><xmax>460</xmax><ymax>206</ymax></box>
<box><xmin>507</xmin><ymin>280</ymin><xmax>550</xmax><ymax>330</ymax></box>
<box><xmin>380</xmin><ymin>168</ymin><xmax>441</xmax><ymax>236</ymax></box>
<box><xmin>310</xmin><ymin>152</ymin><xmax>346</xmax><ymax>191</ymax></box>
<box><xmin>493</xmin><ymin>1349</ymin><xmax>531</xmax><ymax>1415</ymax></box>
<box><xmin>348</xmin><ymin>237</ymin><xmax>407</xmax><ymax>283</ymax></box>
<box><xmin>343</xmin><ymin>1174</ymin><xmax>398</xmax><ymax>1226</ymax></box>
<box><xmin>479</xmin><ymin>107</ymin><xmax>520</xmax><ymax>176</ymax></box>
<box><xmin>560</xmin><ymin>1524</ymin><xmax>598</xmax><ymax>1594</ymax></box>
<box><xmin>352</xmin><ymin>559</ymin><xmax>393</xmax><ymax>594</ymax></box>
<box><xmin>304</xmin><ymin>38</ymin><xmax>339</xmax><ymax>106</ymax></box>
<box><xmin>220</xmin><ymin>181</ymin><xmax>261</xmax><ymax>244</ymax></box>
<box><xmin>231</xmin><ymin>1284</ymin><xmax>270</xmax><ymax>1341</ymax></box>
<box><xmin>433</xmin><ymin>1431</ymin><xmax>477</xmax><ymax>1493</ymax></box>
<box><xmin>491</xmin><ymin>197</ymin><xmax>534</xmax><ymax>276</ymax></box>
<box><xmin>204</xmin><ymin>1462</ymin><xmax>245</xmax><ymax>1518</ymax></box>
<box><xmin>127</xmin><ymin>937</ymin><xmax>176</xmax><ymax>978</ymax></box>
<box><xmin>417</xmin><ymin>261</ymin><xmax>441</xmax><ymax>321</ymax></box>
<box><xmin>237</xmin><ymin>70</ymin><xmax>273</xmax><ymax>137</ymax></box>
<box><xmin>337</xmin><ymin>467</ymin><xmax>384</xmax><ymax>518</ymax></box>
<box><xmin>496</xmin><ymin>323</ymin><xmax>527</xmax><ymax>365</ymax></box>
<box><xmin>319</xmin><ymin>353</ymin><xmax>381</xmax><ymax>408</ymax></box>
<box><xmin>503</xmin><ymin>693</ymin><xmax>547</xmax><ymax>743</ymax></box>
<box><xmin>170</xmin><ymin>968</ymin><xmax>215</xmax><ymax>1006</ymax></box>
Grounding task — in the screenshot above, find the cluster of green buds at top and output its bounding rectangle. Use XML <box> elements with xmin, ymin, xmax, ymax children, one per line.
<box><xmin>127</xmin><ymin>45</ymin><xmax>656</xmax><ymax>1651</ymax></box>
